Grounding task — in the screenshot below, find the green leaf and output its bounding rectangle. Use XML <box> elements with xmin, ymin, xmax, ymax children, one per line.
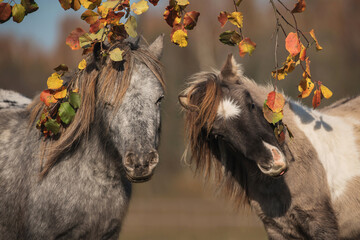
<box><xmin>12</xmin><ymin>4</ymin><xmax>26</xmax><ymax>23</ymax></box>
<box><xmin>59</xmin><ymin>102</ymin><xmax>76</xmax><ymax>125</ymax></box>
<box><xmin>124</xmin><ymin>15</ymin><xmax>137</xmax><ymax>38</ymax></box>
<box><xmin>109</xmin><ymin>48</ymin><xmax>124</xmax><ymax>62</ymax></box>
<box><xmin>69</xmin><ymin>92</ymin><xmax>81</xmax><ymax>109</ymax></box>
<box><xmin>219</xmin><ymin>30</ymin><xmax>241</xmax><ymax>46</ymax></box>
<box><xmin>44</xmin><ymin>118</ymin><xmax>61</xmax><ymax>135</ymax></box>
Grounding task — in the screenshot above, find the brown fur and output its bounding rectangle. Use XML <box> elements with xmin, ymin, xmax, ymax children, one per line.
<box><xmin>28</xmin><ymin>42</ymin><xmax>165</xmax><ymax>176</ymax></box>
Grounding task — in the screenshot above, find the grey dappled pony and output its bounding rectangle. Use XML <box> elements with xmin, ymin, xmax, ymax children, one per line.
<box><xmin>179</xmin><ymin>54</ymin><xmax>360</xmax><ymax>239</ymax></box>
<box><xmin>0</xmin><ymin>35</ymin><xmax>165</xmax><ymax>239</ymax></box>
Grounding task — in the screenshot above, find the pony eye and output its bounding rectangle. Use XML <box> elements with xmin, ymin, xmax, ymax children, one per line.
<box><xmin>251</xmin><ymin>103</ymin><xmax>255</xmax><ymax>109</ymax></box>
<box><xmin>156</xmin><ymin>95</ymin><xmax>164</xmax><ymax>105</ymax></box>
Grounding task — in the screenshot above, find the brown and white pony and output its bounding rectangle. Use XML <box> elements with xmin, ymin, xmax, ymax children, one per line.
<box><xmin>179</xmin><ymin>54</ymin><xmax>360</xmax><ymax>239</ymax></box>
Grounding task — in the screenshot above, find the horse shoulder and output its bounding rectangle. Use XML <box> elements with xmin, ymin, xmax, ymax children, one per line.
<box><xmin>0</xmin><ymin>89</ymin><xmax>31</xmax><ymax>110</ymax></box>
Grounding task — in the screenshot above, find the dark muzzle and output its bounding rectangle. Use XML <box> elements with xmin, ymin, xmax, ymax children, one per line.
<box><xmin>123</xmin><ymin>150</ymin><xmax>159</xmax><ymax>183</ymax></box>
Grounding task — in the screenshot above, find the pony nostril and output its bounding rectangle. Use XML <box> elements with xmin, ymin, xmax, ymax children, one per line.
<box><xmin>148</xmin><ymin>151</ymin><xmax>159</xmax><ymax>166</ymax></box>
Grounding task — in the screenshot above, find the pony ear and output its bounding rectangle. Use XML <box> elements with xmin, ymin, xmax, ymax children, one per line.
<box><xmin>220</xmin><ymin>54</ymin><xmax>239</xmax><ymax>81</ymax></box>
<box><xmin>148</xmin><ymin>34</ymin><xmax>164</xmax><ymax>59</ymax></box>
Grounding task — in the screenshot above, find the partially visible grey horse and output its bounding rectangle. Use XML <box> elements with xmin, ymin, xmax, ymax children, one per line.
<box><xmin>0</xmin><ymin>35</ymin><xmax>165</xmax><ymax>239</ymax></box>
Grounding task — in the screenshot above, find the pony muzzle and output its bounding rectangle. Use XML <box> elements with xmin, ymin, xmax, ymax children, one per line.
<box><xmin>123</xmin><ymin>150</ymin><xmax>159</xmax><ymax>183</ymax></box>
<box><xmin>257</xmin><ymin>141</ymin><xmax>288</xmax><ymax>177</ymax></box>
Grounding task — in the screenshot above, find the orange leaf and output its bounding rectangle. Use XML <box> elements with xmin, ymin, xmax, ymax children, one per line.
<box><xmin>218</xmin><ymin>11</ymin><xmax>228</xmax><ymax>28</ymax></box>
<box><xmin>238</xmin><ymin>37</ymin><xmax>256</xmax><ymax>57</ymax></box>
<box><xmin>66</xmin><ymin>28</ymin><xmax>86</xmax><ymax>50</ymax></box>
<box><xmin>183</xmin><ymin>11</ymin><xmax>200</xmax><ymax>30</ymax></box>
<box><xmin>309</xmin><ymin>29</ymin><xmax>323</xmax><ymax>51</ymax></box>
<box><xmin>285</xmin><ymin>32</ymin><xmax>301</xmax><ymax>57</ymax></box>
<box><xmin>0</xmin><ymin>3</ymin><xmax>12</xmax><ymax>23</ymax></box>
<box><xmin>266</xmin><ymin>91</ymin><xmax>285</xmax><ymax>113</ymax></box>
<box><xmin>298</xmin><ymin>77</ymin><xmax>314</xmax><ymax>98</ymax></box>
<box><xmin>40</xmin><ymin>90</ymin><xmax>57</xmax><ymax>107</ymax></box>
<box><xmin>312</xmin><ymin>89</ymin><xmax>321</xmax><ymax>109</ymax></box>
<box><xmin>291</xmin><ymin>0</ymin><xmax>306</xmax><ymax>13</ymax></box>
<box><xmin>54</xmin><ymin>87</ymin><xmax>67</xmax><ymax>100</ymax></box>
<box><xmin>303</xmin><ymin>57</ymin><xmax>311</xmax><ymax>78</ymax></box>
<box><xmin>299</xmin><ymin>43</ymin><xmax>306</xmax><ymax>61</ymax></box>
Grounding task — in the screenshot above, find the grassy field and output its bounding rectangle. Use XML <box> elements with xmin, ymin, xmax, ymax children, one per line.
<box><xmin>120</xmin><ymin>197</ymin><xmax>267</xmax><ymax>240</ymax></box>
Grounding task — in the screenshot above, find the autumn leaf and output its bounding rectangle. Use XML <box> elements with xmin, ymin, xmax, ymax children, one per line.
<box><xmin>79</xmin><ymin>33</ymin><xmax>93</xmax><ymax>48</ymax></box>
<box><xmin>80</xmin><ymin>0</ymin><xmax>101</xmax><ymax>10</ymax></box>
<box><xmin>0</xmin><ymin>3</ymin><xmax>12</xmax><ymax>23</ymax></box>
<box><xmin>109</xmin><ymin>47</ymin><xmax>124</xmax><ymax>62</ymax></box>
<box><xmin>40</xmin><ymin>90</ymin><xmax>57</xmax><ymax>106</ymax></box>
<box><xmin>124</xmin><ymin>15</ymin><xmax>137</xmax><ymax>38</ymax></box>
<box><xmin>163</xmin><ymin>6</ymin><xmax>180</xmax><ymax>27</ymax></box>
<box><xmin>303</xmin><ymin>57</ymin><xmax>311</xmax><ymax>78</ymax></box>
<box><xmin>176</xmin><ymin>0</ymin><xmax>189</xmax><ymax>7</ymax></box>
<box><xmin>100</xmin><ymin>10</ymin><xmax>124</xmax><ymax>25</ymax></box>
<box><xmin>298</xmin><ymin>77</ymin><xmax>314</xmax><ymax>98</ymax></box>
<box><xmin>12</xmin><ymin>4</ymin><xmax>26</xmax><ymax>23</ymax></box>
<box><xmin>89</xmin><ymin>19</ymin><xmax>104</xmax><ymax>33</ymax></box>
<box><xmin>44</xmin><ymin>118</ymin><xmax>61</xmax><ymax>135</ymax></box>
<box><xmin>69</xmin><ymin>92</ymin><xmax>81</xmax><ymax>109</ymax></box>
<box><xmin>131</xmin><ymin>0</ymin><xmax>149</xmax><ymax>15</ymax></box>
<box><xmin>21</xmin><ymin>0</ymin><xmax>39</xmax><ymax>14</ymax></box>
<box><xmin>101</xmin><ymin>0</ymin><xmax>120</xmax><ymax>9</ymax></box>
<box><xmin>309</xmin><ymin>29</ymin><xmax>323</xmax><ymax>51</ymax></box>
<box><xmin>238</xmin><ymin>37</ymin><xmax>256</xmax><ymax>57</ymax></box>
<box><xmin>59</xmin><ymin>102</ymin><xmax>76</xmax><ymax>125</ymax></box>
<box><xmin>228</xmin><ymin>11</ymin><xmax>243</xmax><ymax>28</ymax></box>
<box><xmin>291</xmin><ymin>0</ymin><xmax>306</xmax><ymax>13</ymax></box>
<box><xmin>299</xmin><ymin>43</ymin><xmax>306</xmax><ymax>61</ymax></box>
<box><xmin>183</xmin><ymin>11</ymin><xmax>200</xmax><ymax>30</ymax></box>
<box><xmin>271</xmin><ymin>69</ymin><xmax>287</xmax><ymax>81</ymax></box>
<box><xmin>66</xmin><ymin>28</ymin><xmax>86</xmax><ymax>50</ymax></box>
<box><xmin>285</xmin><ymin>32</ymin><xmax>301</xmax><ymax>57</ymax></box>
<box><xmin>97</xmin><ymin>5</ymin><xmax>109</xmax><ymax>18</ymax></box>
<box><xmin>81</xmin><ymin>10</ymin><xmax>99</xmax><ymax>24</ymax></box>
<box><xmin>218</xmin><ymin>11</ymin><xmax>228</xmax><ymax>28</ymax></box>
<box><xmin>263</xmin><ymin>102</ymin><xmax>283</xmax><ymax>124</ymax></box>
<box><xmin>320</xmin><ymin>84</ymin><xmax>333</xmax><ymax>99</ymax></box>
<box><xmin>59</xmin><ymin>0</ymin><xmax>72</xmax><ymax>10</ymax></box>
<box><xmin>171</xmin><ymin>28</ymin><xmax>188</xmax><ymax>47</ymax></box>
<box><xmin>312</xmin><ymin>89</ymin><xmax>321</xmax><ymax>109</ymax></box>
<box><xmin>47</xmin><ymin>73</ymin><xmax>63</xmax><ymax>90</ymax></box>
<box><xmin>54</xmin><ymin>87</ymin><xmax>67</xmax><ymax>100</ymax></box>
<box><xmin>54</xmin><ymin>64</ymin><xmax>69</xmax><ymax>72</ymax></box>
<box><xmin>71</xmin><ymin>0</ymin><xmax>81</xmax><ymax>11</ymax></box>
<box><xmin>219</xmin><ymin>30</ymin><xmax>241</xmax><ymax>46</ymax></box>
<box><xmin>274</xmin><ymin>124</ymin><xmax>285</xmax><ymax>144</ymax></box>
<box><xmin>266</xmin><ymin>91</ymin><xmax>285</xmax><ymax>113</ymax></box>
<box><xmin>78</xmin><ymin>59</ymin><xmax>87</xmax><ymax>70</ymax></box>
<box><xmin>149</xmin><ymin>0</ymin><xmax>159</xmax><ymax>6</ymax></box>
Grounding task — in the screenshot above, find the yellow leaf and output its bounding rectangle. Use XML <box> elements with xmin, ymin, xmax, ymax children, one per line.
<box><xmin>78</xmin><ymin>59</ymin><xmax>87</xmax><ymax>70</ymax></box>
<box><xmin>80</xmin><ymin>0</ymin><xmax>101</xmax><ymax>10</ymax></box>
<box><xmin>238</xmin><ymin>37</ymin><xmax>256</xmax><ymax>57</ymax></box>
<box><xmin>109</xmin><ymin>48</ymin><xmax>124</xmax><ymax>62</ymax></box>
<box><xmin>309</xmin><ymin>29</ymin><xmax>323</xmax><ymax>51</ymax></box>
<box><xmin>97</xmin><ymin>5</ymin><xmax>109</xmax><ymax>18</ymax></box>
<box><xmin>131</xmin><ymin>0</ymin><xmax>149</xmax><ymax>15</ymax></box>
<box><xmin>47</xmin><ymin>73</ymin><xmax>63</xmax><ymax>90</ymax></box>
<box><xmin>176</xmin><ymin>0</ymin><xmax>189</xmax><ymax>6</ymax></box>
<box><xmin>298</xmin><ymin>77</ymin><xmax>314</xmax><ymax>98</ymax></box>
<box><xmin>172</xmin><ymin>29</ymin><xmax>188</xmax><ymax>47</ymax></box>
<box><xmin>228</xmin><ymin>11</ymin><xmax>243</xmax><ymax>28</ymax></box>
<box><xmin>124</xmin><ymin>16</ymin><xmax>138</xmax><ymax>38</ymax></box>
<box><xmin>73</xmin><ymin>88</ymin><xmax>79</xmax><ymax>93</ymax></box>
<box><xmin>320</xmin><ymin>84</ymin><xmax>333</xmax><ymax>99</ymax></box>
<box><xmin>54</xmin><ymin>87</ymin><xmax>68</xmax><ymax>100</ymax></box>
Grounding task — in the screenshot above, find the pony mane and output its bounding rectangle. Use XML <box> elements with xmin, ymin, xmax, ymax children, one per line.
<box><xmin>181</xmin><ymin>71</ymin><xmax>249</xmax><ymax>207</ymax></box>
<box><xmin>28</xmin><ymin>40</ymin><xmax>165</xmax><ymax>177</ymax></box>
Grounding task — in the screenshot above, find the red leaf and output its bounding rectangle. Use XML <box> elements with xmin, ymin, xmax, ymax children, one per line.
<box><xmin>183</xmin><ymin>11</ymin><xmax>200</xmax><ymax>30</ymax></box>
<box><xmin>40</xmin><ymin>90</ymin><xmax>57</xmax><ymax>107</ymax></box>
<box><xmin>66</xmin><ymin>28</ymin><xmax>86</xmax><ymax>50</ymax></box>
<box><xmin>312</xmin><ymin>89</ymin><xmax>321</xmax><ymax>109</ymax></box>
<box><xmin>89</xmin><ymin>19</ymin><xmax>104</xmax><ymax>33</ymax></box>
<box><xmin>266</xmin><ymin>91</ymin><xmax>285</xmax><ymax>113</ymax></box>
<box><xmin>218</xmin><ymin>11</ymin><xmax>228</xmax><ymax>28</ymax></box>
<box><xmin>0</xmin><ymin>3</ymin><xmax>12</xmax><ymax>23</ymax></box>
<box><xmin>291</xmin><ymin>0</ymin><xmax>306</xmax><ymax>13</ymax></box>
<box><xmin>149</xmin><ymin>0</ymin><xmax>159</xmax><ymax>6</ymax></box>
<box><xmin>100</xmin><ymin>10</ymin><xmax>124</xmax><ymax>25</ymax></box>
<box><xmin>238</xmin><ymin>37</ymin><xmax>256</xmax><ymax>57</ymax></box>
<box><xmin>285</xmin><ymin>32</ymin><xmax>301</xmax><ymax>57</ymax></box>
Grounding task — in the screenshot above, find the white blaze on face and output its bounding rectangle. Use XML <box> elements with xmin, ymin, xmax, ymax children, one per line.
<box><xmin>217</xmin><ymin>98</ymin><xmax>241</xmax><ymax>119</ymax></box>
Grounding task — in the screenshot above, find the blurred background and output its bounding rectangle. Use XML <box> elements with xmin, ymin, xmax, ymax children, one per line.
<box><xmin>1</xmin><ymin>0</ymin><xmax>359</xmax><ymax>239</ymax></box>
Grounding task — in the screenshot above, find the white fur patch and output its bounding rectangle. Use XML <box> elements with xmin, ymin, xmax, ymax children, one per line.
<box><xmin>290</xmin><ymin>101</ymin><xmax>360</xmax><ymax>199</ymax></box>
<box><xmin>217</xmin><ymin>98</ymin><xmax>241</xmax><ymax>119</ymax></box>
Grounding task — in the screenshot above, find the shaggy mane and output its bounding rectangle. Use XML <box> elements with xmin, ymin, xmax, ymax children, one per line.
<box><xmin>28</xmin><ymin>41</ymin><xmax>165</xmax><ymax>176</ymax></box>
<box><xmin>180</xmin><ymin>71</ymin><xmax>249</xmax><ymax>207</ymax></box>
